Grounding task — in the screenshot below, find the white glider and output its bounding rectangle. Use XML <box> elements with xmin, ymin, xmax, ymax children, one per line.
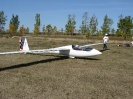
<box><xmin>0</xmin><ymin>37</ymin><xmax>102</xmax><ymax>58</ymax></box>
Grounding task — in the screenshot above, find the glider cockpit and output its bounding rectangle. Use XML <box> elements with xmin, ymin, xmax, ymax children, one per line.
<box><xmin>72</xmin><ymin>45</ymin><xmax>93</xmax><ymax>51</ymax></box>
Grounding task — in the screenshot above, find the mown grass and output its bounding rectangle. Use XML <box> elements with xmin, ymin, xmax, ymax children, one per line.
<box><xmin>0</xmin><ymin>37</ymin><xmax>133</xmax><ymax>99</ymax></box>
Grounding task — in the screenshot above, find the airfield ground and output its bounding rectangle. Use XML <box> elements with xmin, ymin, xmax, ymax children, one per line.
<box><xmin>0</xmin><ymin>36</ymin><xmax>133</xmax><ymax>99</ymax></box>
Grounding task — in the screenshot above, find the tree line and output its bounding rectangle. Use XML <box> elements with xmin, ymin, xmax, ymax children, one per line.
<box><xmin>0</xmin><ymin>11</ymin><xmax>133</xmax><ymax>39</ymax></box>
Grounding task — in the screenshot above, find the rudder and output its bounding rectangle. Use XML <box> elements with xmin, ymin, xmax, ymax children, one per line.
<box><xmin>19</xmin><ymin>37</ymin><xmax>29</xmax><ymax>51</ymax></box>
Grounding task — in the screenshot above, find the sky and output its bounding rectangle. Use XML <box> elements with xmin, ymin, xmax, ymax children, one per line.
<box><xmin>1</xmin><ymin>0</ymin><xmax>133</xmax><ymax>32</ymax></box>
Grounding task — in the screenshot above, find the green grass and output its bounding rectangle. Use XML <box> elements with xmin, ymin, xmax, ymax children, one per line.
<box><xmin>0</xmin><ymin>37</ymin><xmax>133</xmax><ymax>99</ymax></box>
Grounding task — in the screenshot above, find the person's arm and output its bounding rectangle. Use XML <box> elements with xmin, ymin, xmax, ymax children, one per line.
<box><xmin>103</xmin><ymin>37</ymin><xmax>104</xmax><ymax>42</ymax></box>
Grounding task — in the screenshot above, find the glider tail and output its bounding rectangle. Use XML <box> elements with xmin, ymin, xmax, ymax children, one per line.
<box><xmin>19</xmin><ymin>37</ymin><xmax>29</xmax><ymax>51</ymax></box>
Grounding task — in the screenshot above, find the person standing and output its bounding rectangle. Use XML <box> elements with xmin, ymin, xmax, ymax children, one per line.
<box><xmin>131</xmin><ymin>41</ymin><xmax>133</xmax><ymax>47</ymax></box>
<box><xmin>131</xmin><ymin>36</ymin><xmax>133</xmax><ymax>47</ymax></box>
<box><xmin>103</xmin><ymin>34</ymin><xmax>109</xmax><ymax>50</ymax></box>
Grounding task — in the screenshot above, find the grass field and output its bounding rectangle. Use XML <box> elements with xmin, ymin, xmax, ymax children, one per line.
<box><xmin>0</xmin><ymin>37</ymin><xmax>133</xmax><ymax>99</ymax></box>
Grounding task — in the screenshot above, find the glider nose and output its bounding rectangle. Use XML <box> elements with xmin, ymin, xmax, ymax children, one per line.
<box><xmin>92</xmin><ymin>49</ymin><xmax>102</xmax><ymax>55</ymax></box>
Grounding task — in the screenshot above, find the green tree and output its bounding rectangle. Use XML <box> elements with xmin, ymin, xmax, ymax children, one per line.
<box><xmin>86</xmin><ymin>29</ymin><xmax>91</xmax><ymax>38</ymax></box>
<box><xmin>52</xmin><ymin>26</ymin><xmax>57</xmax><ymax>34</ymax></box>
<box><xmin>111</xmin><ymin>28</ymin><xmax>115</xmax><ymax>36</ymax></box>
<box><xmin>42</xmin><ymin>25</ymin><xmax>45</xmax><ymax>34</ymax></box>
<box><xmin>101</xmin><ymin>15</ymin><xmax>113</xmax><ymax>35</ymax></box>
<box><xmin>25</xmin><ymin>27</ymin><xmax>29</xmax><ymax>33</ymax></box>
<box><xmin>34</xmin><ymin>13</ymin><xmax>41</xmax><ymax>35</ymax></box>
<box><xmin>117</xmin><ymin>16</ymin><xmax>133</xmax><ymax>40</ymax></box>
<box><xmin>65</xmin><ymin>14</ymin><xmax>76</xmax><ymax>35</ymax></box>
<box><xmin>10</xmin><ymin>14</ymin><xmax>20</xmax><ymax>32</ymax></box>
<box><xmin>46</xmin><ymin>24</ymin><xmax>52</xmax><ymax>35</ymax></box>
<box><xmin>0</xmin><ymin>11</ymin><xmax>7</xmax><ymax>32</ymax></box>
<box><xmin>116</xmin><ymin>29</ymin><xmax>122</xmax><ymax>37</ymax></box>
<box><xmin>89</xmin><ymin>14</ymin><xmax>98</xmax><ymax>35</ymax></box>
<box><xmin>80</xmin><ymin>12</ymin><xmax>89</xmax><ymax>35</ymax></box>
<box><xmin>61</xmin><ymin>28</ymin><xmax>64</xmax><ymax>34</ymax></box>
<box><xmin>96</xmin><ymin>30</ymin><xmax>102</xmax><ymax>36</ymax></box>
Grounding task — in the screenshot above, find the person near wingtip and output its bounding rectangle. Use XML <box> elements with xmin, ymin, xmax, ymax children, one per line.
<box><xmin>131</xmin><ymin>41</ymin><xmax>133</xmax><ymax>47</ymax></box>
<box><xmin>103</xmin><ymin>34</ymin><xmax>109</xmax><ymax>50</ymax></box>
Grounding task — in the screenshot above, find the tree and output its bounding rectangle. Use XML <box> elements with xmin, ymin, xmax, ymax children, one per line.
<box><xmin>116</xmin><ymin>29</ymin><xmax>122</xmax><ymax>37</ymax></box>
<box><xmin>80</xmin><ymin>12</ymin><xmax>89</xmax><ymax>35</ymax></box>
<box><xmin>46</xmin><ymin>24</ymin><xmax>52</xmax><ymax>35</ymax></box>
<box><xmin>0</xmin><ymin>11</ymin><xmax>7</xmax><ymax>32</ymax></box>
<box><xmin>52</xmin><ymin>26</ymin><xmax>57</xmax><ymax>34</ymax></box>
<box><xmin>42</xmin><ymin>25</ymin><xmax>45</xmax><ymax>34</ymax></box>
<box><xmin>9</xmin><ymin>24</ymin><xmax>15</xmax><ymax>35</ymax></box>
<box><xmin>65</xmin><ymin>14</ymin><xmax>76</xmax><ymax>35</ymax></box>
<box><xmin>19</xmin><ymin>25</ymin><xmax>25</xmax><ymax>35</ymax></box>
<box><xmin>117</xmin><ymin>15</ymin><xmax>133</xmax><ymax>40</ymax></box>
<box><xmin>101</xmin><ymin>15</ymin><xmax>113</xmax><ymax>35</ymax></box>
<box><xmin>25</xmin><ymin>27</ymin><xmax>29</xmax><ymax>33</ymax></box>
<box><xmin>111</xmin><ymin>28</ymin><xmax>115</xmax><ymax>36</ymax></box>
<box><xmin>34</xmin><ymin>13</ymin><xmax>41</xmax><ymax>35</ymax></box>
<box><xmin>89</xmin><ymin>14</ymin><xmax>98</xmax><ymax>35</ymax></box>
<box><xmin>96</xmin><ymin>30</ymin><xmax>102</xmax><ymax>36</ymax></box>
<box><xmin>9</xmin><ymin>14</ymin><xmax>20</xmax><ymax>33</ymax></box>
<box><xmin>86</xmin><ymin>29</ymin><xmax>91</xmax><ymax>38</ymax></box>
<box><xmin>61</xmin><ymin>28</ymin><xmax>64</xmax><ymax>34</ymax></box>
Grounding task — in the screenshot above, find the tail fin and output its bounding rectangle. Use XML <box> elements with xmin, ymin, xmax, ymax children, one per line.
<box><xmin>19</xmin><ymin>37</ymin><xmax>29</xmax><ymax>51</ymax></box>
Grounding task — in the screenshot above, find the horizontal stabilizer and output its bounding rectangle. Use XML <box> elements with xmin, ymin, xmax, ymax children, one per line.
<box><xmin>0</xmin><ymin>51</ymin><xmax>30</xmax><ymax>55</ymax></box>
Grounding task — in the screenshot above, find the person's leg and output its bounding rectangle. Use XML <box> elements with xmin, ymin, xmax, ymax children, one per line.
<box><xmin>103</xmin><ymin>43</ymin><xmax>107</xmax><ymax>50</ymax></box>
<box><xmin>103</xmin><ymin>44</ymin><xmax>106</xmax><ymax>50</ymax></box>
<box><xmin>105</xmin><ymin>44</ymin><xmax>107</xmax><ymax>50</ymax></box>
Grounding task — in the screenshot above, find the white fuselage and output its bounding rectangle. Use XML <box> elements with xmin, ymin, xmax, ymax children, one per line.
<box><xmin>46</xmin><ymin>45</ymin><xmax>102</xmax><ymax>58</ymax></box>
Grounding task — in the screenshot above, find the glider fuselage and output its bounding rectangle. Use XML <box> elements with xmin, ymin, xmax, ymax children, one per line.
<box><xmin>47</xmin><ymin>45</ymin><xmax>102</xmax><ymax>58</ymax></box>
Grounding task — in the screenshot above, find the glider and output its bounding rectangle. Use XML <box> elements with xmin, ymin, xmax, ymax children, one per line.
<box><xmin>0</xmin><ymin>37</ymin><xmax>102</xmax><ymax>58</ymax></box>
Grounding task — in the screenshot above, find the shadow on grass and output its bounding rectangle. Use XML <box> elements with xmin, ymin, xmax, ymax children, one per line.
<box><xmin>100</xmin><ymin>49</ymin><xmax>110</xmax><ymax>52</ymax></box>
<box><xmin>0</xmin><ymin>56</ymin><xmax>68</xmax><ymax>72</ymax></box>
<box><xmin>36</xmin><ymin>54</ymin><xmax>100</xmax><ymax>60</ymax></box>
<box><xmin>29</xmin><ymin>54</ymin><xmax>101</xmax><ymax>60</ymax></box>
<box><xmin>76</xmin><ymin>57</ymin><xmax>100</xmax><ymax>60</ymax></box>
<box><xmin>0</xmin><ymin>55</ymin><xmax>100</xmax><ymax>72</ymax></box>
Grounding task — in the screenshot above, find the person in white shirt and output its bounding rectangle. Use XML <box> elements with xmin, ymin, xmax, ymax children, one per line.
<box><xmin>131</xmin><ymin>41</ymin><xmax>133</xmax><ymax>47</ymax></box>
<box><xmin>103</xmin><ymin>34</ymin><xmax>109</xmax><ymax>50</ymax></box>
